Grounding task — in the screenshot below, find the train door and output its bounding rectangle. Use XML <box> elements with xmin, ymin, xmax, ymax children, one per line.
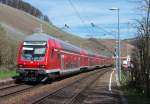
<box><xmin>49</xmin><ymin>48</ymin><xmax>55</xmax><ymax>69</ymax></box>
<box><xmin>50</xmin><ymin>48</ymin><xmax>58</xmax><ymax>69</ymax></box>
<box><xmin>61</xmin><ymin>54</ymin><xmax>65</xmax><ymax>70</ymax></box>
<box><xmin>78</xmin><ymin>57</ymin><xmax>80</xmax><ymax>67</ymax></box>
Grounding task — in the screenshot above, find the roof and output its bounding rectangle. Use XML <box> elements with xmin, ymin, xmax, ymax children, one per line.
<box><xmin>24</xmin><ymin>32</ymin><xmax>110</xmax><ymax>58</ymax></box>
<box><xmin>58</xmin><ymin>40</ymin><xmax>81</xmax><ymax>53</ymax></box>
<box><xmin>24</xmin><ymin>32</ymin><xmax>81</xmax><ymax>53</ymax></box>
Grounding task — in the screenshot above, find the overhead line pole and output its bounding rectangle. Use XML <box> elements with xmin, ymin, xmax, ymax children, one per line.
<box><xmin>117</xmin><ymin>8</ymin><xmax>121</xmax><ymax>81</ymax></box>
<box><xmin>51</xmin><ymin>24</ymin><xmax>69</xmax><ymax>35</ymax></box>
<box><xmin>109</xmin><ymin>8</ymin><xmax>121</xmax><ymax>85</ymax></box>
<box><xmin>91</xmin><ymin>22</ymin><xmax>116</xmax><ymax>52</ymax></box>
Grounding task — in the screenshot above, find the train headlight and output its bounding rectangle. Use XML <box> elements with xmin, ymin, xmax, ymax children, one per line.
<box><xmin>39</xmin><ymin>65</ymin><xmax>46</xmax><ymax>68</ymax></box>
<box><xmin>18</xmin><ymin>64</ymin><xmax>23</xmax><ymax>68</ymax></box>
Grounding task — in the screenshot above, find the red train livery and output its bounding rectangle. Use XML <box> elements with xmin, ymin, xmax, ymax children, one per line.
<box><xmin>17</xmin><ymin>33</ymin><xmax>113</xmax><ymax>82</ymax></box>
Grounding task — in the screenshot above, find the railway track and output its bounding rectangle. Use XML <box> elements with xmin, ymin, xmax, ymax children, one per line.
<box><xmin>0</xmin><ymin>83</ymin><xmax>22</xmax><ymax>90</ymax></box>
<box><xmin>0</xmin><ymin>83</ymin><xmax>42</xmax><ymax>99</ymax></box>
<box><xmin>30</xmin><ymin>68</ymin><xmax>111</xmax><ymax>104</ymax></box>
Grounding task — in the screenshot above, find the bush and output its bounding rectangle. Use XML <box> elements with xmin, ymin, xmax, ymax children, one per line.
<box><xmin>0</xmin><ymin>25</ymin><xmax>18</xmax><ymax>70</ymax></box>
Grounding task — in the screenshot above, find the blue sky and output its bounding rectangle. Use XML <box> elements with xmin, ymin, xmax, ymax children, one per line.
<box><xmin>25</xmin><ymin>0</ymin><xmax>144</xmax><ymax>39</ymax></box>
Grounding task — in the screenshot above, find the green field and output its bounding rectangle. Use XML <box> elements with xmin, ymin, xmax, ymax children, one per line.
<box><xmin>0</xmin><ymin>69</ymin><xmax>18</xmax><ymax>79</ymax></box>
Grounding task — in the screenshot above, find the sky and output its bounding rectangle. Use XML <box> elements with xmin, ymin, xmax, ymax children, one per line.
<box><xmin>25</xmin><ymin>0</ymin><xmax>144</xmax><ymax>39</ymax></box>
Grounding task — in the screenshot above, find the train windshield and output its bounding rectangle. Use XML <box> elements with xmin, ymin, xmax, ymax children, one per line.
<box><xmin>22</xmin><ymin>42</ymin><xmax>47</xmax><ymax>61</ymax></box>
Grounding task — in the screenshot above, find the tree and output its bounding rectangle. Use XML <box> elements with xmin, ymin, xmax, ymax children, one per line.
<box><xmin>0</xmin><ymin>0</ymin><xmax>51</xmax><ymax>23</ymax></box>
<box><xmin>133</xmin><ymin>0</ymin><xmax>150</xmax><ymax>97</ymax></box>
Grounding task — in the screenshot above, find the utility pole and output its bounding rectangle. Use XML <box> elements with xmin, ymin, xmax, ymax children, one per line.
<box><xmin>118</xmin><ymin>8</ymin><xmax>121</xmax><ymax>81</ymax></box>
<box><xmin>126</xmin><ymin>22</ymin><xmax>130</xmax><ymax>56</ymax></box>
<box><xmin>109</xmin><ymin>8</ymin><xmax>121</xmax><ymax>84</ymax></box>
<box><xmin>51</xmin><ymin>24</ymin><xmax>69</xmax><ymax>35</ymax></box>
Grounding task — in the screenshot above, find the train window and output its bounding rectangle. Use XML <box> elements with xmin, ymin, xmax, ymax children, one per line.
<box><xmin>22</xmin><ymin>46</ymin><xmax>46</xmax><ymax>61</ymax></box>
<box><xmin>51</xmin><ymin>48</ymin><xmax>54</xmax><ymax>59</ymax></box>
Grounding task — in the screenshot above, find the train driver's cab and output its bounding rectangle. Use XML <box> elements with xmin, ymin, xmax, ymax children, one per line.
<box><xmin>22</xmin><ymin>41</ymin><xmax>47</xmax><ymax>61</ymax></box>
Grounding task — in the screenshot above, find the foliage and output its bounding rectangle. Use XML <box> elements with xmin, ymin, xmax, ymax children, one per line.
<box><xmin>0</xmin><ymin>0</ymin><xmax>52</xmax><ymax>24</ymax></box>
<box><xmin>0</xmin><ymin>25</ymin><xmax>18</xmax><ymax>69</ymax></box>
<box><xmin>121</xmin><ymin>70</ymin><xmax>150</xmax><ymax>104</ymax></box>
<box><xmin>130</xmin><ymin>0</ymin><xmax>150</xmax><ymax>97</ymax></box>
<box><xmin>122</xmin><ymin>86</ymin><xmax>150</xmax><ymax>104</ymax></box>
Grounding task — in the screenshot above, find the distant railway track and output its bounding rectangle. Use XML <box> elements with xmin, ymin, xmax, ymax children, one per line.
<box><xmin>31</xmin><ymin>68</ymin><xmax>110</xmax><ymax>104</ymax></box>
<box><xmin>0</xmin><ymin>84</ymin><xmax>20</xmax><ymax>91</ymax></box>
<box><xmin>0</xmin><ymin>83</ymin><xmax>42</xmax><ymax>99</ymax></box>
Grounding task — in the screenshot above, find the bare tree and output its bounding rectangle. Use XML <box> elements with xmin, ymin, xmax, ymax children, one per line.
<box><xmin>133</xmin><ymin>0</ymin><xmax>150</xmax><ymax>97</ymax></box>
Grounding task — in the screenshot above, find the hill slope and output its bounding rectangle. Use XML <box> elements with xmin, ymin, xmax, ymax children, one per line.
<box><xmin>0</xmin><ymin>3</ymin><xmax>113</xmax><ymax>56</ymax></box>
<box><xmin>0</xmin><ymin>3</ymin><xmax>136</xmax><ymax>71</ymax></box>
<box><xmin>97</xmin><ymin>39</ymin><xmax>135</xmax><ymax>57</ymax></box>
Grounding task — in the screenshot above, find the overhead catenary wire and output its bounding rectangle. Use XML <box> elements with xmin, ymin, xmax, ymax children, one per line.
<box><xmin>51</xmin><ymin>24</ymin><xmax>70</xmax><ymax>35</ymax></box>
<box><xmin>91</xmin><ymin>23</ymin><xmax>116</xmax><ymax>38</ymax></box>
<box><xmin>74</xmin><ymin>0</ymin><xmax>116</xmax><ymax>38</ymax></box>
<box><xmin>68</xmin><ymin>0</ymin><xmax>94</xmax><ymax>37</ymax></box>
<box><xmin>68</xmin><ymin>0</ymin><xmax>117</xmax><ymax>39</ymax></box>
<box><xmin>67</xmin><ymin>0</ymin><xmax>115</xmax><ymax>56</ymax></box>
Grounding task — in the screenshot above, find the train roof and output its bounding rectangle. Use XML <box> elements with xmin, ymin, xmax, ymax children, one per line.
<box><xmin>57</xmin><ymin>39</ymin><xmax>81</xmax><ymax>53</ymax></box>
<box><xmin>24</xmin><ymin>32</ymin><xmax>81</xmax><ymax>53</ymax></box>
<box><xmin>24</xmin><ymin>32</ymin><xmax>111</xmax><ymax>58</ymax></box>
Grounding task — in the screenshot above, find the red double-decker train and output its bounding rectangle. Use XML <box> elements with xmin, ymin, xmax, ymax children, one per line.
<box><xmin>17</xmin><ymin>32</ymin><xmax>113</xmax><ymax>82</ymax></box>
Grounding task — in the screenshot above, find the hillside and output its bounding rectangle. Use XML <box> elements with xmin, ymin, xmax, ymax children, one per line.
<box><xmin>0</xmin><ymin>3</ymin><xmax>136</xmax><ymax>71</ymax></box>
<box><xmin>1</xmin><ymin>0</ymin><xmax>51</xmax><ymax>23</ymax></box>
<box><xmin>97</xmin><ymin>39</ymin><xmax>135</xmax><ymax>57</ymax></box>
<box><xmin>0</xmin><ymin>3</ymin><xmax>113</xmax><ymax>62</ymax></box>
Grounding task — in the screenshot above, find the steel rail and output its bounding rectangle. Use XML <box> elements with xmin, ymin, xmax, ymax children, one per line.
<box><xmin>31</xmin><ymin>68</ymin><xmax>110</xmax><ymax>104</ymax></box>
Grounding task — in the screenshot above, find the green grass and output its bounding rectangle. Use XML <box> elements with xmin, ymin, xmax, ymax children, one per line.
<box><xmin>121</xmin><ymin>69</ymin><xmax>128</xmax><ymax>85</ymax></box>
<box><xmin>0</xmin><ymin>69</ymin><xmax>18</xmax><ymax>79</ymax></box>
